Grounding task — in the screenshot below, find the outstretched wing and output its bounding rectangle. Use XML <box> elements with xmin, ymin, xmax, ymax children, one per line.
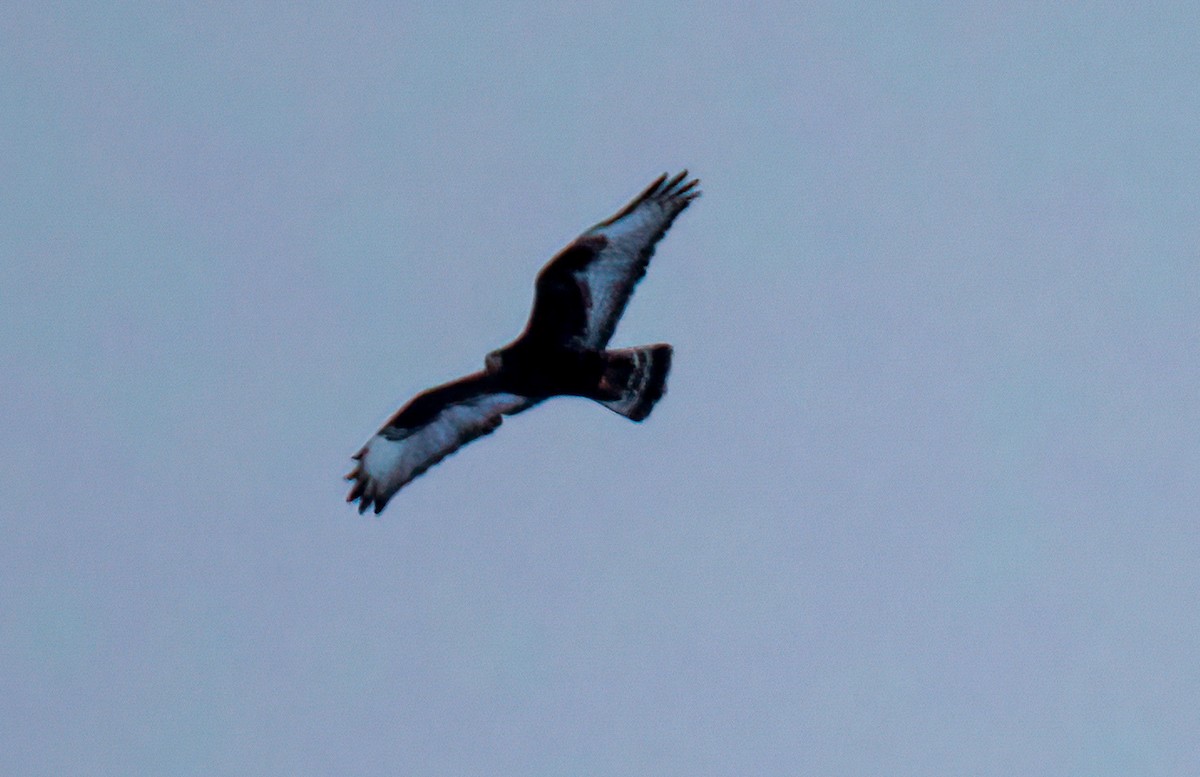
<box><xmin>526</xmin><ymin>171</ymin><xmax>700</xmax><ymax>350</ymax></box>
<box><xmin>346</xmin><ymin>372</ymin><xmax>537</xmax><ymax>514</ymax></box>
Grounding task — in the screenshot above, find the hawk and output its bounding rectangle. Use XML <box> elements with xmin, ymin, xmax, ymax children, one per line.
<box><xmin>346</xmin><ymin>171</ymin><xmax>700</xmax><ymax>513</ymax></box>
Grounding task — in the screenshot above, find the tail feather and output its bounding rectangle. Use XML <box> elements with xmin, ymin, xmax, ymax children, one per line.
<box><xmin>597</xmin><ymin>344</ymin><xmax>672</xmax><ymax>421</ymax></box>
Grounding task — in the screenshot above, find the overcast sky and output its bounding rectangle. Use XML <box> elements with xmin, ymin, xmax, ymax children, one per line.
<box><xmin>3</xmin><ymin>3</ymin><xmax>1199</xmax><ymax>775</ymax></box>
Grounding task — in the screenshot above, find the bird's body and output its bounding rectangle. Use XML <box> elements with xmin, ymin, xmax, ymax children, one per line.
<box><xmin>486</xmin><ymin>339</ymin><xmax>608</xmax><ymax>399</ymax></box>
<box><xmin>346</xmin><ymin>171</ymin><xmax>699</xmax><ymax>513</ymax></box>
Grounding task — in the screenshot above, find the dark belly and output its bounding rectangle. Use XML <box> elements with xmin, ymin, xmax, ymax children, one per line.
<box><xmin>496</xmin><ymin>342</ymin><xmax>605</xmax><ymax>398</ymax></box>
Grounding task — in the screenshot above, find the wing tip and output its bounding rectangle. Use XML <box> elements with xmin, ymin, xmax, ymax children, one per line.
<box><xmin>667</xmin><ymin>170</ymin><xmax>700</xmax><ymax>199</ymax></box>
<box><xmin>345</xmin><ymin>451</ymin><xmax>382</xmax><ymax>514</ymax></box>
<box><xmin>653</xmin><ymin>170</ymin><xmax>701</xmax><ymax>209</ymax></box>
<box><xmin>597</xmin><ymin>169</ymin><xmax>701</xmax><ymax>229</ymax></box>
<box><xmin>348</xmin><ymin>490</ymin><xmax>385</xmax><ymax>516</ymax></box>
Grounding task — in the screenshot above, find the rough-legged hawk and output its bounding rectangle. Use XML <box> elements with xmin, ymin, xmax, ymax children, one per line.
<box><xmin>346</xmin><ymin>171</ymin><xmax>700</xmax><ymax>513</ymax></box>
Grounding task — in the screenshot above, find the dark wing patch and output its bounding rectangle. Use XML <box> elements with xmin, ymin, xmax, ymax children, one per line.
<box><xmin>345</xmin><ymin>373</ymin><xmax>535</xmax><ymax>514</ymax></box>
<box><xmin>526</xmin><ymin>172</ymin><xmax>699</xmax><ymax>350</ymax></box>
<box><xmin>523</xmin><ymin>238</ymin><xmax>603</xmax><ymax>347</ymax></box>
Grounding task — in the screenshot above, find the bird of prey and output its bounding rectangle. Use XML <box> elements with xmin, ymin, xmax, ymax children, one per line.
<box><xmin>346</xmin><ymin>171</ymin><xmax>700</xmax><ymax>513</ymax></box>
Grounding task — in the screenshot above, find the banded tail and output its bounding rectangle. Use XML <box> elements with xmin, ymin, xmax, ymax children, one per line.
<box><xmin>596</xmin><ymin>344</ymin><xmax>672</xmax><ymax>421</ymax></box>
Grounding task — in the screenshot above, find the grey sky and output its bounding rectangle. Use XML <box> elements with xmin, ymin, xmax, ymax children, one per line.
<box><xmin>3</xmin><ymin>3</ymin><xmax>1198</xmax><ymax>775</ymax></box>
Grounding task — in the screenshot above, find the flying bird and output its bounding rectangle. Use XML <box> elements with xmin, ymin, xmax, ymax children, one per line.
<box><xmin>346</xmin><ymin>171</ymin><xmax>700</xmax><ymax>513</ymax></box>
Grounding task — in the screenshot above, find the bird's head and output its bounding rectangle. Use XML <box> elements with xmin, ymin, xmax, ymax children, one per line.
<box><xmin>484</xmin><ymin>349</ymin><xmax>504</xmax><ymax>373</ymax></box>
